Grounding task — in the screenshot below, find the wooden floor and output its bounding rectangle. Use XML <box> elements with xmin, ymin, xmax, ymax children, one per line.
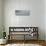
<box><xmin>0</xmin><ymin>40</ymin><xmax>46</xmax><ymax>46</ymax></box>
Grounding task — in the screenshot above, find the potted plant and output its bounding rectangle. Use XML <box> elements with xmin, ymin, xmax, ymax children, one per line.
<box><xmin>0</xmin><ymin>26</ymin><xmax>7</xmax><ymax>44</ymax></box>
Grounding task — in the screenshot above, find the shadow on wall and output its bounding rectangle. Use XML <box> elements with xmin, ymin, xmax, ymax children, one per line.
<box><xmin>0</xmin><ymin>30</ymin><xmax>3</xmax><ymax>39</ymax></box>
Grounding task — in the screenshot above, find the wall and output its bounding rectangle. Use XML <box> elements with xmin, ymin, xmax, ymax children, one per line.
<box><xmin>32</xmin><ymin>0</ymin><xmax>45</xmax><ymax>40</ymax></box>
<box><xmin>45</xmin><ymin>0</ymin><xmax>46</xmax><ymax>40</ymax></box>
<box><xmin>3</xmin><ymin>0</ymin><xmax>45</xmax><ymax>40</ymax></box>
<box><xmin>0</xmin><ymin>0</ymin><xmax>3</xmax><ymax>38</ymax></box>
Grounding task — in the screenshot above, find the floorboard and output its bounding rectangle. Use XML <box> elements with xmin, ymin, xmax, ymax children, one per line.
<box><xmin>0</xmin><ymin>40</ymin><xmax>46</xmax><ymax>46</ymax></box>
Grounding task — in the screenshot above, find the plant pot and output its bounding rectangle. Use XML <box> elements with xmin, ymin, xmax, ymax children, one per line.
<box><xmin>0</xmin><ymin>39</ymin><xmax>7</xmax><ymax>44</ymax></box>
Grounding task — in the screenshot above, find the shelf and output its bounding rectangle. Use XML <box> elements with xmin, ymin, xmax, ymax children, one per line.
<box><xmin>10</xmin><ymin>32</ymin><xmax>30</xmax><ymax>35</ymax></box>
<box><xmin>9</xmin><ymin>27</ymin><xmax>38</xmax><ymax>40</ymax></box>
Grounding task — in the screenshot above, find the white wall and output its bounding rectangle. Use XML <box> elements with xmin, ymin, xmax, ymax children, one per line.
<box><xmin>0</xmin><ymin>0</ymin><xmax>3</xmax><ymax>38</ymax></box>
<box><xmin>0</xmin><ymin>0</ymin><xmax>2</xmax><ymax>29</ymax></box>
<box><xmin>45</xmin><ymin>0</ymin><xmax>46</xmax><ymax>40</ymax></box>
<box><xmin>3</xmin><ymin>0</ymin><xmax>45</xmax><ymax>40</ymax></box>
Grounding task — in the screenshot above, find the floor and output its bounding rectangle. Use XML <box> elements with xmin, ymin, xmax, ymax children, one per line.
<box><xmin>0</xmin><ymin>40</ymin><xmax>46</xmax><ymax>46</ymax></box>
<box><xmin>0</xmin><ymin>44</ymin><xmax>42</xmax><ymax>46</ymax></box>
